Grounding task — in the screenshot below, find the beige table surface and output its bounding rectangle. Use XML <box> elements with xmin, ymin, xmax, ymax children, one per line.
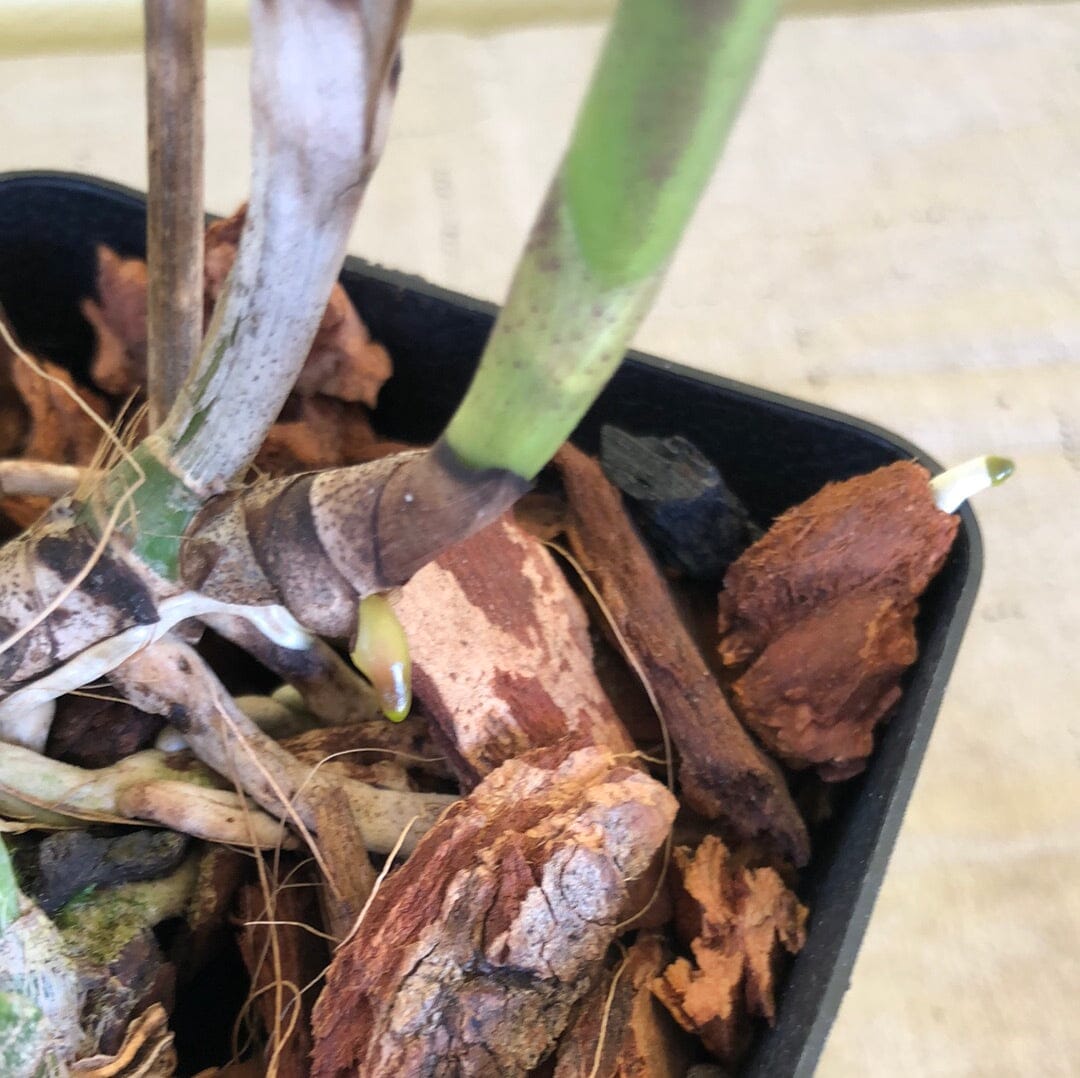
<box><xmin>1</xmin><ymin>3</ymin><xmax>1077</xmax><ymax>1074</ymax></box>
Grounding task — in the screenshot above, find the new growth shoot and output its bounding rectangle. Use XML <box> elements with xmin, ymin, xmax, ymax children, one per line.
<box><xmin>351</xmin><ymin>594</ymin><xmax>412</xmax><ymax>722</ymax></box>
<box><xmin>931</xmin><ymin>455</ymin><xmax>1015</xmax><ymax>513</ymax></box>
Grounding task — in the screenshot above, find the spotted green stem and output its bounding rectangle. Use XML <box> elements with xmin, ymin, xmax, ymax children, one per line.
<box><xmin>444</xmin><ymin>0</ymin><xmax>779</xmax><ymax>480</ymax></box>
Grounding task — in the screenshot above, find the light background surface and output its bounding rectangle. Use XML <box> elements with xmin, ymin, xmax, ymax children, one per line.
<box><xmin>1</xmin><ymin>3</ymin><xmax>1077</xmax><ymax>1074</ymax></box>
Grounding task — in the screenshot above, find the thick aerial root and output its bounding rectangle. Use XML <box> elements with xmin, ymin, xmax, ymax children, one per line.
<box><xmin>0</xmin><ymin>742</ymin><xmax>293</xmax><ymax>849</ymax></box>
<box><xmin>203</xmin><ymin>611</ymin><xmax>383</xmax><ymax>725</ymax></box>
<box><xmin>0</xmin><ymin>461</ymin><xmax>85</xmax><ymax>499</ymax></box>
<box><xmin>109</xmin><ymin>637</ymin><xmax>454</xmax><ymax>857</ymax></box>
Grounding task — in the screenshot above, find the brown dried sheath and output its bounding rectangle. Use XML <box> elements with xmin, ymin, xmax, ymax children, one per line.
<box><xmin>180</xmin><ymin>440</ymin><xmax>529</xmax><ymax>638</ymax></box>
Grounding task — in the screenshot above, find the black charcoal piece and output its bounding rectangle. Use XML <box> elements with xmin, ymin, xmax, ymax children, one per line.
<box><xmin>27</xmin><ymin>828</ymin><xmax>190</xmax><ymax>914</ymax></box>
<box><xmin>599</xmin><ymin>424</ymin><xmax>760</xmax><ymax>580</ymax></box>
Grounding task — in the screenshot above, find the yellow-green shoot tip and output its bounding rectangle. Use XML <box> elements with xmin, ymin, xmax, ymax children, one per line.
<box><xmin>987</xmin><ymin>455</ymin><xmax>1015</xmax><ymax>486</ymax></box>
<box><xmin>350</xmin><ymin>593</ymin><xmax>413</xmax><ymax>723</ymax></box>
<box><xmin>930</xmin><ymin>454</ymin><xmax>1016</xmax><ymax>513</ymax></box>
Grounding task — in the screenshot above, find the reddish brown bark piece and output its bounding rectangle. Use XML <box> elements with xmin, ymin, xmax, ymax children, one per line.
<box><xmin>717</xmin><ymin>461</ymin><xmax>957</xmax><ymax>666</ymax></box>
<box><xmin>652</xmin><ymin>836</ymin><xmax>807</xmax><ymax>1068</ymax></box>
<box><xmin>555</xmin><ymin>444</ymin><xmax>808</xmax><ymax>868</ymax></box>
<box><xmin>731</xmin><ymin>593</ymin><xmax>917</xmax><ymax>780</ymax></box>
<box><xmin>554</xmin><ymin>934</ymin><xmax>692</xmax><ymax>1078</ymax></box>
<box><xmin>253</xmin><ymin>394</ymin><xmax>378</xmax><ymax>474</ymax></box>
<box><xmin>82</xmin><ymin>218</ymin><xmax>392</xmax><ymax>408</ymax></box>
<box><xmin>310</xmin><ymin>745</ymin><xmax>679</xmax><ymax>1078</ymax></box>
<box><xmin>204</xmin><ymin>209</ymin><xmax>392</xmax><ymax>406</ymax></box>
<box><xmin>393</xmin><ymin>515</ymin><xmax>635</xmax><ymax>785</ymax></box>
<box><xmin>717</xmin><ymin>461</ymin><xmax>959</xmax><ymax>779</ymax></box>
<box><xmin>0</xmin><ymin>349</ymin><xmax>109</xmax><ymax>527</ymax></box>
<box><xmin>238</xmin><ymin>865</ymin><xmax>328</xmax><ymax>1078</ymax></box>
<box><xmin>81</xmin><ymin>245</ymin><xmax>149</xmax><ymax>397</ymax></box>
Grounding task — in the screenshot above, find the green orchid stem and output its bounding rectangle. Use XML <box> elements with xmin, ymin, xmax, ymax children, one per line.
<box><xmin>445</xmin><ymin>0</ymin><xmax>779</xmax><ymax>479</ymax></box>
<box><xmin>90</xmin><ymin>443</ymin><xmax>204</xmax><ymax>579</ymax></box>
<box><xmin>0</xmin><ymin>839</ymin><xmax>18</xmax><ymax>932</ymax></box>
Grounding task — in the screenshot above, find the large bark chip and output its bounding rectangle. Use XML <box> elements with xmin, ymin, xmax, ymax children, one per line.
<box><xmin>310</xmin><ymin>746</ymin><xmax>678</xmax><ymax>1078</ymax></box>
<box><xmin>717</xmin><ymin>461</ymin><xmax>959</xmax><ymax>778</ymax></box>
<box><xmin>394</xmin><ymin>516</ymin><xmax>635</xmax><ymax>784</ymax></box>
<box><xmin>555</xmin><ymin>444</ymin><xmax>808</xmax><ymax>867</ymax></box>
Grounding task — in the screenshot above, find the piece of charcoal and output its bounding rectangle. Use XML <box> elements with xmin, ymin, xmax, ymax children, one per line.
<box><xmin>26</xmin><ymin>828</ymin><xmax>190</xmax><ymax>914</ymax></box>
<box><xmin>599</xmin><ymin>425</ymin><xmax>760</xmax><ymax>580</ymax></box>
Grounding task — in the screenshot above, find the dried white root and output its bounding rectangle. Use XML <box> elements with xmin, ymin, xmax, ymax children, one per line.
<box><xmin>0</xmin><ymin>460</ymin><xmax>87</xmax><ymax>499</ymax></box>
<box><xmin>111</xmin><ymin>636</ymin><xmax>454</xmax><ymax>856</ymax></box>
<box><xmin>0</xmin><ymin>742</ymin><xmax>295</xmax><ymax>849</ymax></box>
<box><xmin>0</xmin><ymin>594</ymin><xmax>311</xmax><ymax>729</ymax></box>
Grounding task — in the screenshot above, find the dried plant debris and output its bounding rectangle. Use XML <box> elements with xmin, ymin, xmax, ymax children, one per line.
<box><xmin>393</xmin><ymin>516</ymin><xmax>635</xmax><ymax>785</ymax></box>
<box><xmin>183</xmin><ymin>845</ymin><xmax>249</xmax><ymax>977</ymax></box>
<box><xmin>204</xmin><ymin>209</ymin><xmax>392</xmax><ymax>407</ymax></box>
<box><xmin>83</xmin><ymin>216</ymin><xmax>392</xmax><ymax>411</ymax></box>
<box><xmin>281</xmin><ymin>716</ymin><xmax>452</xmax><ymax>783</ymax></box>
<box><xmin>70</xmin><ymin>1003</ymin><xmax>177</xmax><ymax>1076</ymax></box>
<box><xmin>237</xmin><ymin>865</ymin><xmax>328</xmax><ymax>1078</ymax></box>
<box><xmin>554</xmin><ymin>934</ymin><xmax>692</xmax><ymax>1078</ymax></box>
<box><xmin>311</xmin><ymin>745</ymin><xmax>678</xmax><ymax>1078</ymax></box>
<box><xmin>80</xmin><ymin>246</ymin><xmax>150</xmax><ymax>398</ymax></box>
<box><xmin>253</xmin><ymin>394</ymin><xmax>379</xmax><ymax>474</ymax></box>
<box><xmin>717</xmin><ymin>460</ymin><xmax>959</xmax><ymax>779</ymax></box>
<box><xmin>653</xmin><ymin>836</ymin><xmax>806</xmax><ymax>1068</ymax></box>
<box><xmin>555</xmin><ymin>444</ymin><xmax>808</xmax><ymax>867</ymax></box>
<box><xmin>599</xmin><ymin>426</ymin><xmax>759</xmax><ymax>580</ymax></box>
<box><xmin>0</xmin><ymin>343</ymin><xmax>109</xmax><ymax>528</ymax></box>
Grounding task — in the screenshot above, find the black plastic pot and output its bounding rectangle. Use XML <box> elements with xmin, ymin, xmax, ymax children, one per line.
<box><xmin>0</xmin><ymin>172</ymin><xmax>982</xmax><ymax>1077</ymax></box>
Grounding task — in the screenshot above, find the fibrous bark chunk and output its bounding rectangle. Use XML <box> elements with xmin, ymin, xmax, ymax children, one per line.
<box><xmin>652</xmin><ymin>836</ymin><xmax>806</xmax><ymax>1068</ymax></box>
<box><xmin>237</xmin><ymin>865</ymin><xmax>327</xmax><ymax>1078</ymax></box>
<box><xmin>394</xmin><ymin>516</ymin><xmax>635</xmax><ymax>785</ymax></box>
<box><xmin>717</xmin><ymin>461</ymin><xmax>959</xmax><ymax>779</ymax></box>
<box><xmin>555</xmin><ymin>444</ymin><xmax>808</xmax><ymax>867</ymax></box>
<box><xmin>554</xmin><ymin>934</ymin><xmax>691</xmax><ymax>1078</ymax></box>
<box><xmin>311</xmin><ymin>745</ymin><xmax>678</xmax><ymax>1078</ymax></box>
<box><xmin>0</xmin><ymin>345</ymin><xmax>109</xmax><ymax>528</ymax></box>
<box><xmin>82</xmin><ymin>220</ymin><xmax>392</xmax><ymax>411</ymax></box>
